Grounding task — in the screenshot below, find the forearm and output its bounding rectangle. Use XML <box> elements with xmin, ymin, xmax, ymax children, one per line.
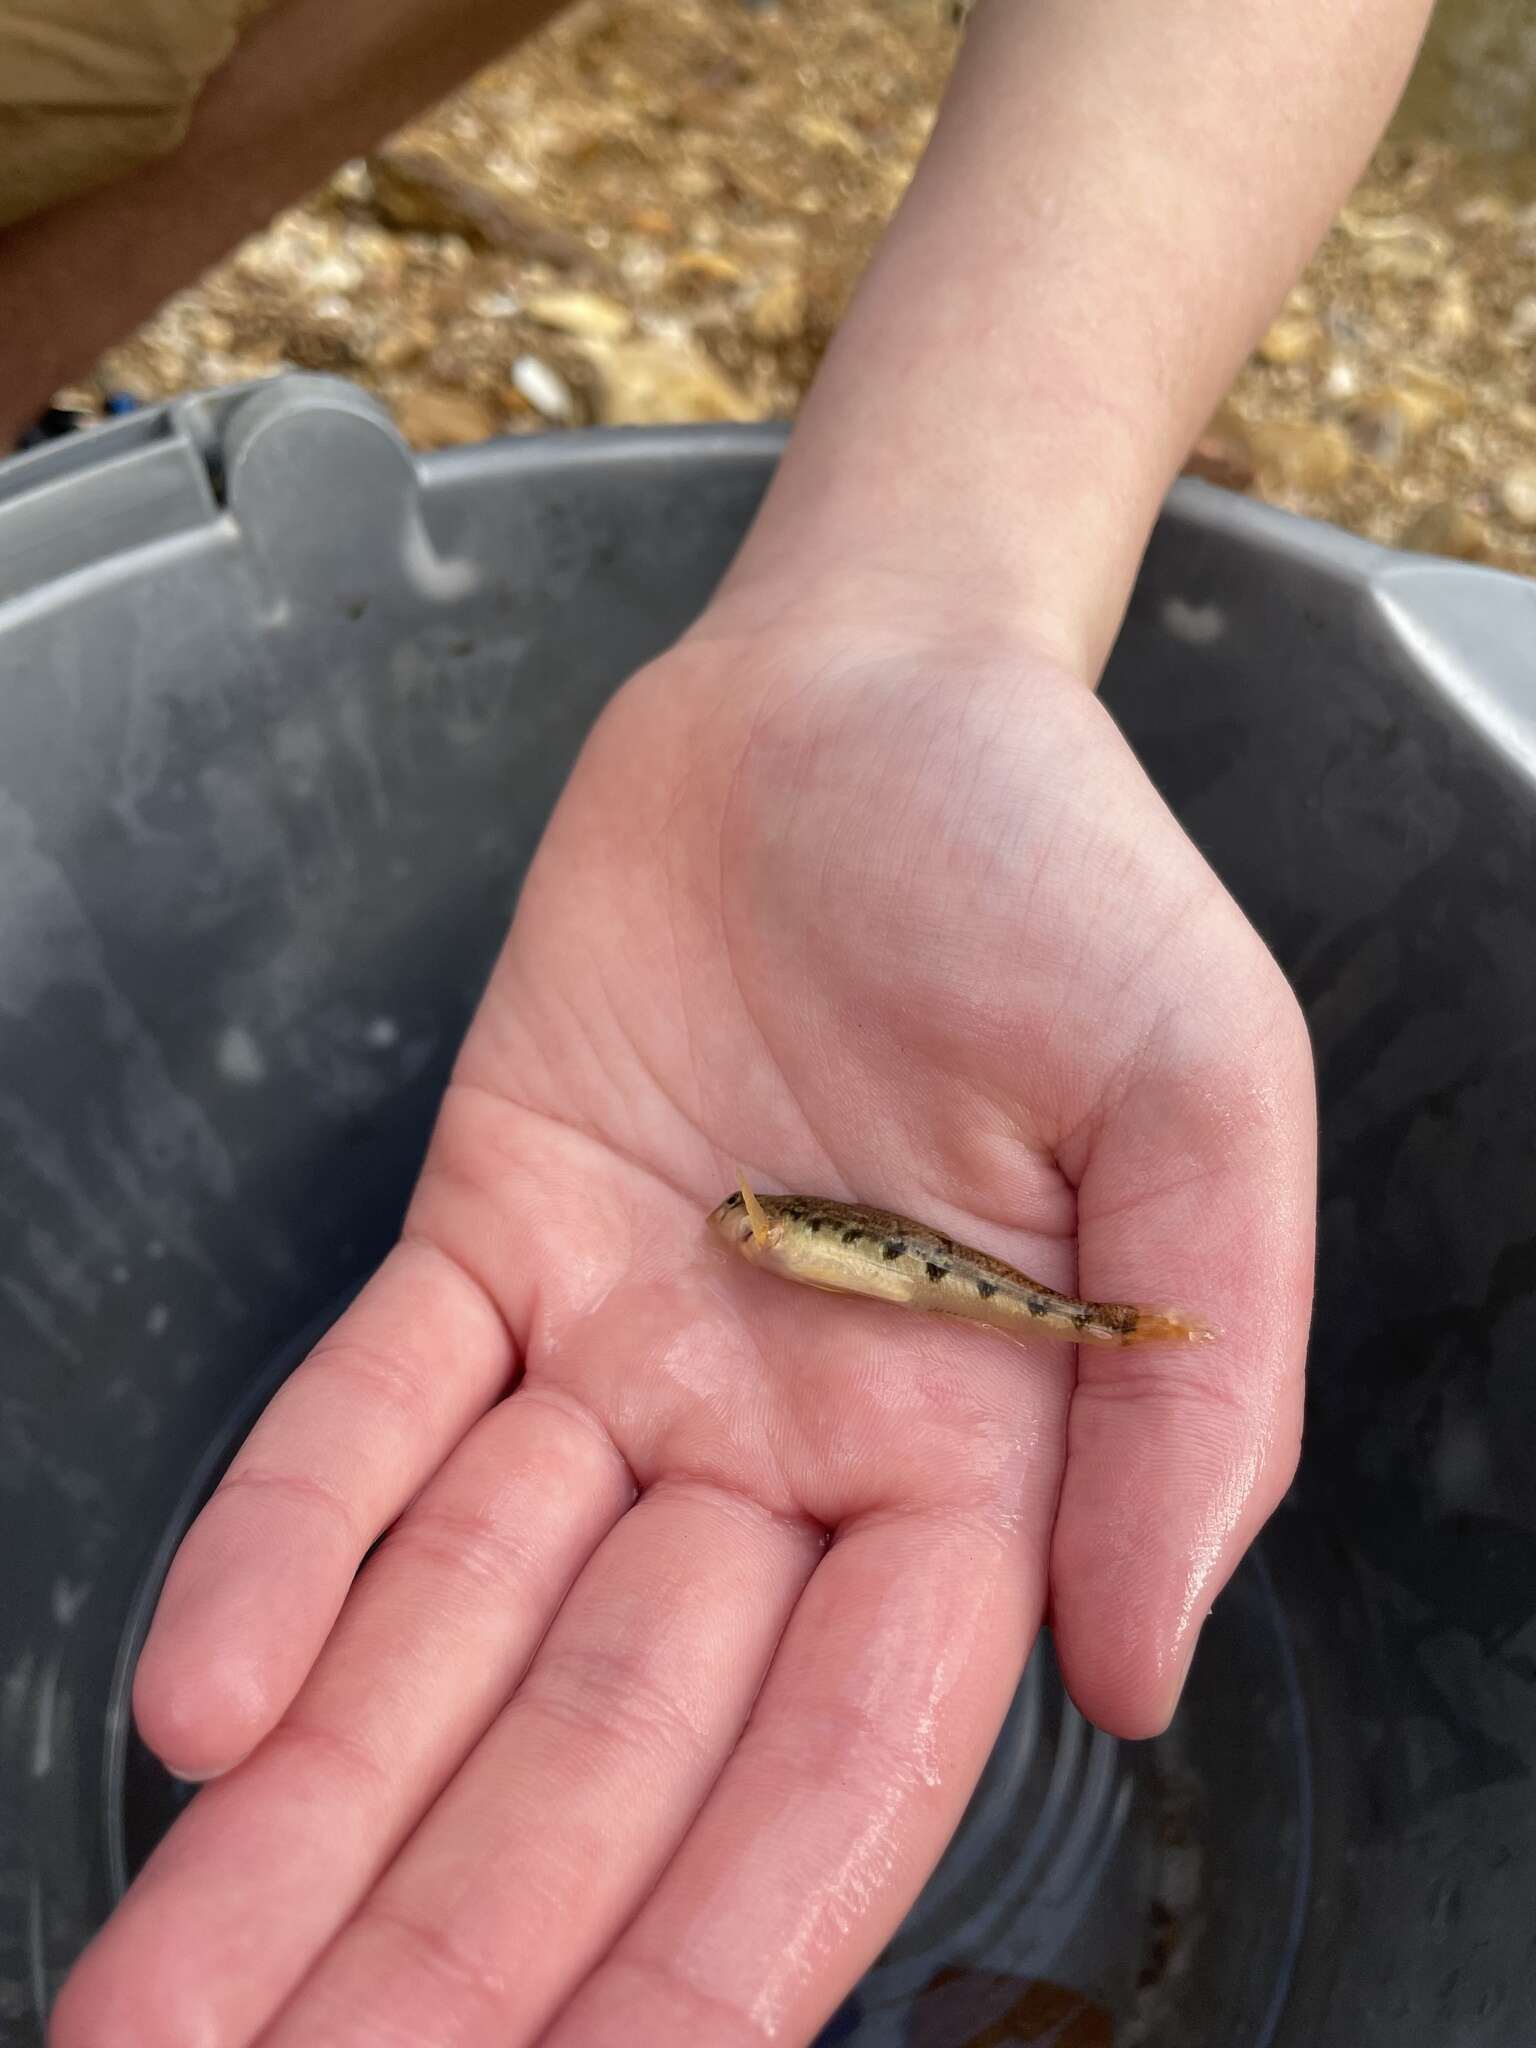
<box><xmin>716</xmin><ymin>0</ymin><xmax>1435</xmax><ymax>679</ymax></box>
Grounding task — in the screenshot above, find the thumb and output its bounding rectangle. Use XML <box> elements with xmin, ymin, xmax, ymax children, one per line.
<box><xmin>1049</xmin><ymin>989</ymin><xmax>1316</xmax><ymax>1738</ymax></box>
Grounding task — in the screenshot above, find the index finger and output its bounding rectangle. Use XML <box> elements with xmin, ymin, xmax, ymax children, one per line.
<box><xmin>133</xmin><ymin>1236</ymin><xmax>517</xmax><ymax>1779</ymax></box>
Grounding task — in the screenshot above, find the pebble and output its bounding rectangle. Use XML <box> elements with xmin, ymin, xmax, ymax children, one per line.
<box><xmin>1350</xmin><ymin>383</ymin><xmax>1449</xmax><ymax>465</ymax></box>
<box><xmin>306</xmin><ymin>252</ymin><xmax>364</xmax><ymax>296</ymax></box>
<box><xmin>667</xmin><ymin>247</ymin><xmax>747</xmax><ymax>291</ymax></box>
<box><xmin>511</xmin><ymin>355</ymin><xmax>575</xmax><ymax>420</ymax></box>
<box><xmin>1499</xmin><ymin>465</ymin><xmax>1536</xmax><ymax>528</ymax></box>
<box><xmin>368</xmin><ymin>318</ymin><xmax>436</xmax><ymax>371</ymax></box>
<box><xmin>749</xmin><ymin>273</ymin><xmax>807</xmax><ymax>342</ymax></box>
<box><xmin>1350</xmin><ymin>393</ymin><xmax>1412</xmax><ymax>468</ymax></box>
<box><xmin>1402</xmin><ymin>502</ymin><xmax>1490</xmax><ymax>563</ymax></box>
<box><xmin>1257</xmin><ymin>315</ymin><xmax>1322</xmax><ymax>367</ymax></box>
<box><xmin>585</xmin><ymin>335</ymin><xmax>756</xmax><ymax>426</ymax></box>
<box><xmin>1248</xmin><ymin>420</ymin><xmax>1355</xmax><ymax>491</ymax></box>
<box><xmin>1431</xmin><ymin>273</ymin><xmax>1477</xmax><ymax>344</ymax></box>
<box><xmin>233</xmin><ymin>218</ymin><xmax>335</xmax><ymax>287</ymax></box>
<box><xmin>1324</xmin><ymin>358</ymin><xmax>1362</xmax><ymax>401</ymax></box>
<box><xmin>525</xmin><ymin>289</ymin><xmax>631</xmax><ymax>340</ymax></box>
<box><xmin>1394</xmin><ymin>362</ymin><xmax>1468</xmax><ymax>417</ymax></box>
<box><xmin>1361</xmin><ymin>236</ymin><xmax>1445</xmax><ymax>283</ymax></box>
<box><xmin>467</xmin><ymin>289</ymin><xmax>523</xmax><ymax>319</ymax></box>
<box><xmin>1182</xmin><ymin>404</ymin><xmax>1254</xmax><ymax>491</ymax></box>
<box><xmin>286</xmin><ymin>315</ymin><xmax>361</xmax><ymax>372</ymax></box>
<box><xmin>390</xmin><ymin>389</ymin><xmax>498</xmax><ymax>448</ymax></box>
<box><xmin>367</xmin><ymin>149</ymin><xmax>588</xmax><ymax>268</ymax></box>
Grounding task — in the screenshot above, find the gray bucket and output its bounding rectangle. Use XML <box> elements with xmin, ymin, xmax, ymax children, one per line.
<box><xmin>1</xmin><ymin>375</ymin><xmax>1533</xmax><ymax>2046</ymax></box>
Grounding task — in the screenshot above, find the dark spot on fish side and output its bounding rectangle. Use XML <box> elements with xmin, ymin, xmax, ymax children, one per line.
<box><xmin>809</xmin><ymin>1217</ymin><xmax>823</xmax><ymax>1232</ymax></box>
<box><xmin>977</xmin><ymin>1279</ymin><xmax>998</xmax><ymax>1300</ymax></box>
<box><xmin>883</xmin><ymin>1240</ymin><xmax>906</xmax><ymax>1261</ymax></box>
<box><xmin>1073</xmin><ymin>1307</ymin><xmax>1092</xmax><ymax>1330</ymax></box>
<box><xmin>1027</xmin><ymin>1296</ymin><xmax>1048</xmax><ymax>1316</ymax></box>
<box><xmin>842</xmin><ymin>1228</ymin><xmax>862</xmax><ymax>1245</ymax></box>
<box><xmin>925</xmin><ymin>1261</ymin><xmax>946</xmax><ymax>1284</ymax></box>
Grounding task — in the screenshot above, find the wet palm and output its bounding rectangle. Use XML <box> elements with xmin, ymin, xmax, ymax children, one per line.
<box><xmin>53</xmin><ymin>626</ymin><xmax>1314</xmax><ymax>2048</ymax></box>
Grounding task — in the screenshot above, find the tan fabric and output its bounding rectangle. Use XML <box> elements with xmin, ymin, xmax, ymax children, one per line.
<box><xmin>0</xmin><ymin>0</ymin><xmax>276</xmax><ymax>229</ymax></box>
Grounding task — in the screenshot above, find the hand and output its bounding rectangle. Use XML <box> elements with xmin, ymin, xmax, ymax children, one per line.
<box><xmin>52</xmin><ymin>610</ymin><xmax>1314</xmax><ymax>2048</ymax></box>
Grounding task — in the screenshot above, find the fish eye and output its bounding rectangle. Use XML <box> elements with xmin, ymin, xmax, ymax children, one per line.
<box><xmin>726</xmin><ymin>1192</ymin><xmax>743</xmax><ymax>1208</ymax></box>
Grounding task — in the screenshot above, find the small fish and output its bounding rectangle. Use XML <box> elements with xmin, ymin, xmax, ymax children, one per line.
<box><xmin>708</xmin><ymin>1175</ymin><xmax>1215</xmax><ymax>1348</ymax></box>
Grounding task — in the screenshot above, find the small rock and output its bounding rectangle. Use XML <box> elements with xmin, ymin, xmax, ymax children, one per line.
<box><xmin>1324</xmin><ymin>358</ymin><xmax>1362</xmax><ymax>401</ymax></box>
<box><xmin>626</xmin><ymin>206</ymin><xmax>675</xmax><ymax>237</ymax></box>
<box><xmin>305</xmin><ymin>251</ymin><xmax>364</xmax><ymax>296</ymax></box>
<box><xmin>1248</xmin><ymin>420</ymin><xmax>1354</xmax><ymax>491</ymax></box>
<box><xmin>511</xmin><ymin>355</ymin><xmax>575</xmax><ymax>421</ymax></box>
<box><xmin>285</xmin><ymin>315</ymin><xmax>361</xmax><ymax>373</ymax></box>
<box><xmin>391</xmin><ymin>389</ymin><xmax>498</xmax><ymax>449</ymax></box>
<box><xmin>368</xmin><ymin>318</ymin><xmax>436</xmax><ymax>371</ymax></box>
<box><xmin>328</xmin><ymin>159</ymin><xmax>372</xmax><ymax>205</ymax></box>
<box><xmin>1340</xmin><ymin>209</ymin><xmax>1450</xmax><ymax>257</ymax></box>
<box><xmin>1349</xmin><ymin>384</ymin><xmax>1447</xmax><ymax>466</ymax></box>
<box><xmin>1402</xmin><ymin>502</ymin><xmax>1489</xmax><ymax>563</ymax></box>
<box><xmin>1257</xmin><ymin>315</ymin><xmax>1321</xmax><ymax>367</ymax></box>
<box><xmin>749</xmin><ymin>274</ymin><xmax>806</xmax><ymax>342</ymax></box>
<box><xmin>666</xmin><ymin>247</ymin><xmax>747</xmax><ymax>292</ymax></box>
<box><xmin>1454</xmin><ymin>193</ymin><xmax>1514</xmax><ymax>229</ymax></box>
<box><xmin>1509</xmin><ymin>295</ymin><xmax>1536</xmax><ymax>341</ymax></box>
<box><xmin>1432</xmin><ymin>274</ymin><xmax>1477</xmax><ymax>345</ymax></box>
<box><xmin>1393</xmin><ymin>363</ymin><xmax>1468</xmax><ymax>420</ymax></box>
<box><xmin>1361</xmin><ymin>236</ymin><xmax>1444</xmax><ymax>283</ymax></box>
<box><xmin>525</xmin><ymin>290</ymin><xmax>631</xmax><ymax>341</ymax></box>
<box><xmin>1499</xmin><ymin>465</ymin><xmax>1536</xmax><ymax>528</ymax></box>
<box><xmin>467</xmin><ymin>289</ymin><xmax>523</xmax><ymax>320</ymax></box>
<box><xmin>585</xmin><ymin>335</ymin><xmax>756</xmax><ymax>426</ymax></box>
<box><xmin>1349</xmin><ymin>393</ymin><xmax>1410</xmax><ymax>468</ymax></box>
<box><xmin>789</xmin><ymin>111</ymin><xmax>863</xmax><ymax>157</ymax></box>
<box><xmin>1182</xmin><ymin>405</ymin><xmax>1254</xmax><ymax>491</ymax></box>
<box><xmin>367</xmin><ymin>149</ymin><xmax>587</xmax><ymax>268</ymax></box>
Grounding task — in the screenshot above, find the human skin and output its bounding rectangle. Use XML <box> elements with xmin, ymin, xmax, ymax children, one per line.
<box><xmin>50</xmin><ymin>1</ymin><xmax>1432</xmax><ymax>2042</ymax></box>
<box><xmin>0</xmin><ymin>0</ymin><xmax>568</xmax><ymax>449</ymax></box>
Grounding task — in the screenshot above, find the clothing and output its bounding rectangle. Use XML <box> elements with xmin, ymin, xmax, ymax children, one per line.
<box><xmin>0</xmin><ymin>0</ymin><xmax>274</xmax><ymax>228</ymax></box>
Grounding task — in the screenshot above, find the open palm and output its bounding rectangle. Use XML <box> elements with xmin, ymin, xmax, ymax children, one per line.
<box><xmin>54</xmin><ymin>625</ymin><xmax>1314</xmax><ymax>2048</ymax></box>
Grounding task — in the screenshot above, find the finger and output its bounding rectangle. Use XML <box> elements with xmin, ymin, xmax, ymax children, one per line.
<box><xmin>256</xmin><ymin>1484</ymin><xmax>823</xmax><ymax>2048</ymax></box>
<box><xmin>51</xmin><ymin>1387</ymin><xmax>632</xmax><ymax>2048</ymax></box>
<box><xmin>134</xmin><ymin>1237</ymin><xmax>517</xmax><ymax>1779</ymax></box>
<box><xmin>541</xmin><ymin>1506</ymin><xmax>1045</xmax><ymax>2048</ymax></box>
<box><xmin>1051</xmin><ymin>996</ymin><xmax>1316</xmax><ymax>1737</ymax></box>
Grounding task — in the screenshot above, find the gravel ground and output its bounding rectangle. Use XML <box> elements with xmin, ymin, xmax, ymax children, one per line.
<box><xmin>60</xmin><ymin>0</ymin><xmax>1536</xmax><ymax>576</ymax></box>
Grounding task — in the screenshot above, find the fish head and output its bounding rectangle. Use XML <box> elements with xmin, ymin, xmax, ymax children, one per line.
<box><xmin>707</xmin><ymin>1187</ymin><xmax>783</xmax><ymax>1263</ymax></box>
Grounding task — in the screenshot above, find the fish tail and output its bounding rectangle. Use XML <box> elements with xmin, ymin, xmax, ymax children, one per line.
<box><xmin>1128</xmin><ymin>1305</ymin><xmax>1218</xmax><ymax>1346</ymax></box>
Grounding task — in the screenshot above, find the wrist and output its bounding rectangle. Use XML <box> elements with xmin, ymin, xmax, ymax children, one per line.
<box><xmin>704</xmin><ymin>343</ymin><xmax>1162</xmax><ymax>688</ymax></box>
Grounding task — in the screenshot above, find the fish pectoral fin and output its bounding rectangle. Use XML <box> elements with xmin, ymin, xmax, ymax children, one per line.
<box><xmin>737</xmin><ymin>1168</ymin><xmax>774</xmax><ymax>1250</ymax></box>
